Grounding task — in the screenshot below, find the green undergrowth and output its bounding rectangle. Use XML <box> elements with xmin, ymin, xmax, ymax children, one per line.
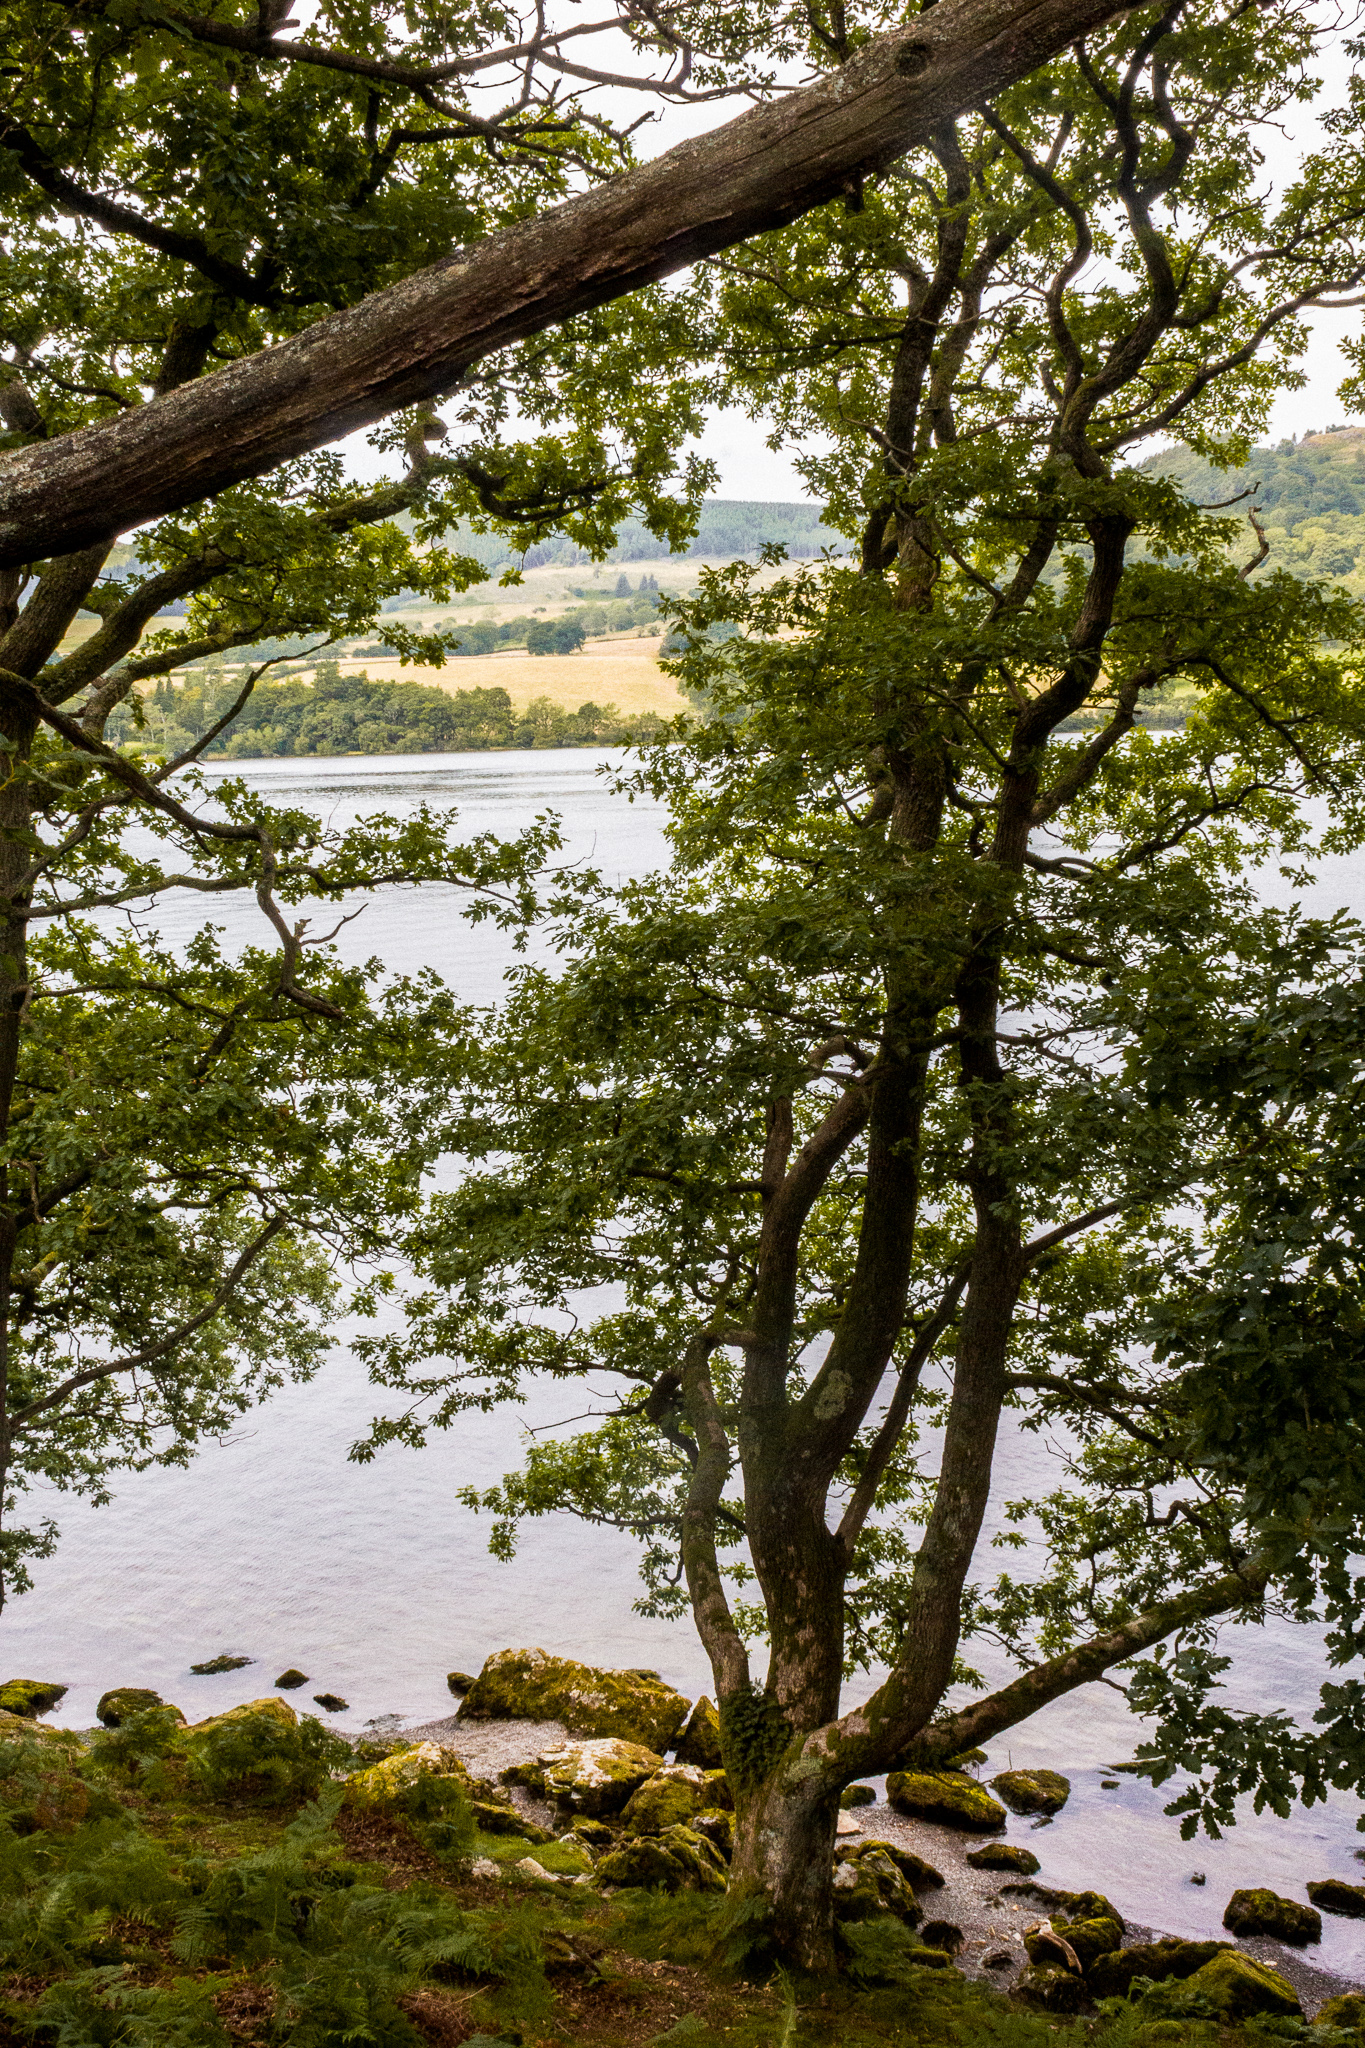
<box><xmin>0</xmin><ymin>1723</ymin><xmax>1344</xmax><ymax>2048</ymax></box>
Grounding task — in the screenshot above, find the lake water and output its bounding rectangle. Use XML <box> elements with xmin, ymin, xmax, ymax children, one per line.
<box><xmin>9</xmin><ymin>748</ymin><xmax>1365</xmax><ymax>1973</ymax></box>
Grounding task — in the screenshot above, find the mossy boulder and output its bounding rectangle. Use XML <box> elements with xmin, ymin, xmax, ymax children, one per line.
<box><xmin>446</xmin><ymin>1672</ymin><xmax>476</xmax><ymax>1696</ymax></box>
<box><xmin>841</xmin><ymin>1784</ymin><xmax>876</xmax><ymax>1808</ymax></box>
<box><xmin>967</xmin><ymin>1842</ymin><xmax>1040</xmax><ymax>1875</ymax></box>
<box><xmin>457</xmin><ymin>1648</ymin><xmax>687</xmax><ymax>1751</ymax></box>
<box><xmin>621</xmin><ymin>1762</ymin><xmax>711</xmax><ymax>1835</ymax></box>
<box><xmin>1185</xmin><ymin>1950</ymin><xmax>1301</xmax><ymax>2020</ymax></box>
<box><xmin>471</xmin><ymin>1799</ymin><xmax>552</xmax><ymax>1843</ymax></box>
<box><xmin>846</xmin><ymin>1840</ymin><xmax>944</xmax><ymax>1891</ymax></box>
<box><xmin>673</xmin><ymin>1695</ymin><xmax>722</xmax><ymax>1769</ymax></box>
<box><xmin>188</xmin><ymin>1695</ymin><xmax>297</xmax><ymax>1735</ymax></box>
<box><xmin>273</xmin><ymin>1669</ymin><xmax>308</xmax><ymax>1690</ymax></box>
<box><xmin>1307</xmin><ymin>1877</ymin><xmax>1365</xmax><ymax>1918</ymax></box>
<box><xmin>1318</xmin><ymin>1992</ymin><xmax>1365</xmax><ymax>2029</ymax></box>
<box><xmin>832</xmin><ymin>1846</ymin><xmax>920</xmax><ymax>1925</ymax></box>
<box><xmin>1087</xmin><ymin>1938</ymin><xmax>1229</xmax><ymax>2000</ymax></box>
<box><xmin>95</xmin><ymin>1687</ymin><xmax>176</xmax><ymax>1728</ymax></box>
<box><xmin>508</xmin><ymin>1738</ymin><xmax>663</xmax><ymax>1818</ymax></box>
<box><xmin>1054</xmin><ymin>1914</ymin><xmax>1122</xmax><ymax>1970</ymax></box>
<box><xmin>596</xmin><ymin>1822</ymin><xmax>726</xmax><ymax>1893</ymax></box>
<box><xmin>189</xmin><ymin>1655</ymin><xmax>252</xmax><ymax>1675</ymax></box>
<box><xmin>991</xmin><ymin>1769</ymin><xmax>1070</xmax><ymax>1816</ymax></box>
<box><xmin>0</xmin><ymin>1681</ymin><xmax>66</xmax><ymax>1719</ymax></box>
<box><xmin>1015</xmin><ymin>1965</ymin><xmax>1089</xmax><ymax>2013</ymax></box>
<box><xmin>345</xmin><ymin>1741</ymin><xmax>475</xmax><ymax>1824</ymax></box>
<box><xmin>693</xmin><ymin>1809</ymin><xmax>734</xmax><ymax>1859</ymax></box>
<box><xmin>886</xmin><ymin>1769</ymin><xmax>1006</xmax><ymax>1831</ymax></box>
<box><xmin>1222</xmin><ymin>1886</ymin><xmax>1321</xmax><ymax>1945</ymax></box>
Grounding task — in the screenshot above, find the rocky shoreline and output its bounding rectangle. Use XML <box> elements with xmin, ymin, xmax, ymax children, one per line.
<box><xmin>12</xmin><ymin>1644</ymin><xmax>1365</xmax><ymax>2024</ymax></box>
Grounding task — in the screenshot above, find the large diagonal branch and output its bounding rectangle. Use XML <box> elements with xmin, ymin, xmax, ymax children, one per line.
<box><xmin>0</xmin><ymin>0</ymin><xmax>1134</xmax><ymax>569</ymax></box>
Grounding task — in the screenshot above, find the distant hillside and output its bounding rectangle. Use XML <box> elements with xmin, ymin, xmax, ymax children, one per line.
<box><xmin>454</xmin><ymin>498</ymin><xmax>833</xmax><ymax>572</ymax></box>
<box><xmin>1144</xmin><ymin>425</ymin><xmax>1365</xmax><ymax>590</ymax></box>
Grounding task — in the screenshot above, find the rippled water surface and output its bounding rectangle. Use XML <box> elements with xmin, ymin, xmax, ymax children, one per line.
<box><xmin>9</xmin><ymin>749</ymin><xmax>1365</xmax><ymax>1974</ymax></box>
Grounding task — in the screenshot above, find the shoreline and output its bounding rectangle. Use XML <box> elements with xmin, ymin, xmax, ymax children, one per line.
<box><xmin>399</xmin><ymin>1711</ymin><xmax>1363</xmax><ymax>2019</ymax></box>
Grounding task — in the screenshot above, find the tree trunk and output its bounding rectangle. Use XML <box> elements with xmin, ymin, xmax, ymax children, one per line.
<box><xmin>728</xmin><ymin>1770</ymin><xmax>843</xmax><ymax>1975</ymax></box>
<box><xmin>0</xmin><ymin>0</ymin><xmax>1136</xmax><ymax>568</ymax></box>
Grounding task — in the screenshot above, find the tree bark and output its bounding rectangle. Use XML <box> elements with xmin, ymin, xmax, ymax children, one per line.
<box><xmin>728</xmin><ymin>1766</ymin><xmax>844</xmax><ymax>1974</ymax></box>
<box><xmin>0</xmin><ymin>0</ymin><xmax>1134</xmax><ymax>569</ymax></box>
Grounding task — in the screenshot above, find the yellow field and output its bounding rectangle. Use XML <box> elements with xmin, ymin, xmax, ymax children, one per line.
<box><xmin>342</xmin><ymin>645</ymin><xmax>686</xmax><ymax>717</ymax></box>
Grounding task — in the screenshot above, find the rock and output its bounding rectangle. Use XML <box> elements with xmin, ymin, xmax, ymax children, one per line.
<box><xmin>313</xmin><ymin>1694</ymin><xmax>348</xmax><ymax>1713</ymax></box>
<box><xmin>841</xmin><ymin>1784</ymin><xmax>876</xmax><ymax>1808</ymax></box>
<box><xmin>1087</xmin><ymin>1939</ymin><xmax>1230</xmax><ymax>2001</ymax></box>
<box><xmin>458</xmin><ymin>1648</ymin><xmax>687</xmax><ymax>1751</ymax></box>
<box><xmin>947</xmin><ymin>1748</ymin><xmax>988</xmax><ymax>1769</ymax></box>
<box><xmin>1024</xmin><ymin>1925</ymin><xmax>1081</xmax><ymax>1974</ymax></box>
<box><xmin>0</xmin><ymin>1681</ymin><xmax>66</xmax><ymax>1719</ymax></box>
<box><xmin>1185</xmin><ymin>1950</ymin><xmax>1301</xmax><ymax>2020</ymax></box>
<box><xmin>835</xmin><ymin>1811</ymin><xmax>862</xmax><ymax>1836</ymax></box>
<box><xmin>273</xmin><ymin>1670</ymin><xmax>308</xmax><ymax>1690</ymax></box>
<box><xmin>511</xmin><ymin>1738</ymin><xmax>663</xmax><ymax>1818</ymax></box>
<box><xmin>1317</xmin><ymin>1992</ymin><xmax>1365</xmax><ymax>2029</ymax></box>
<box><xmin>967</xmin><ymin>1843</ymin><xmax>1040</xmax><ymax>1875</ymax></box>
<box><xmin>1222</xmin><ymin>1886</ymin><xmax>1321</xmax><ymax>1946</ymax></box>
<box><xmin>446</xmin><ymin>1672</ymin><xmax>476</xmax><ymax>1696</ymax></box>
<box><xmin>1189</xmin><ymin>1872</ymin><xmax>1206</xmax><ymax>1885</ymax></box>
<box><xmin>847</xmin><ymin>1840</ymin><xmax>943</xmax><ymax>1890</ymax></box>
<box><xmin>189</xmin><ymin>1655</ymin><xmax>252</xmax><ymax>1675</ymax></box>
<box><xmin>95</xmin><ymin>1687</ymin><xmax>168</xmax><ymax>1727</ymax></box>
<box><xmin>658</xmin><ymin>1823</ymin><xmax>728</xmax><ymax>1893</ymax></box>
<box><xmin>513</xmin><ymin>1856</ymin><xmax>560</xmax><ymax>1884</ymax></box>
<box><xmin>189</xmin><ymin>1695</ymin><xmax>297</xmax><ymax>1734</ymax></box>
<box><xmin>344</xmin><ymin>1741</ymin><xmax>475</xmax><ymax>1819</ymax></box>
<box><xmin>471</xmin><ymin>1800</ymin><xmax>552</xmax><ymax>1842</ymax></box>
<box><xmin>470</xmin><ymin>1856</ymin><xmax>501</xmax><ymax>1880</ymax></box>
<box><xmin>982</xmin><ymin>1949</ymin><xmax>1014</xmax><ymax>1971</ymax></box>
<box><xmin>920</xmin><ymin>1920</ymin><xmax>963</xmax><ymax>1955</ymax></box>
<box><xmin>673</xmin><ymin>1695</ymin><xmax>722</xmax><ymax>1769</ymax></box>
<box><xmin>701</xmin><ymin>1768</ymin><xmax>733</xmax><ymax>1811</ymax></box>
<box><xmin>620</xmin><ymin>1762</ymin><xmax>712</xmax><ymax>1835</ymax></box>
<box><xmin>991</xmin><ymin>1769</ymin><xmax>1071</xmax><ymax>1816</ymax></box>
<box><xmin>1015</xmin><ymin>1965</ymin><xmax>1089</xmax><ymax>2013</ymax></box>
<box><xmin>831</xmin><ymin>1847</ymin><xmax>919</xmax><ymax>1925</ymax></box>
<box><xmin>1100</xmin><ymin>1779</ymin><xmax>1120</xmax><ymax>1790</ymax></box>
<box><xmin>885</xmin><ymin>1769</ymin><xmax>1006</xmax><ymax>1832</ymax></box>
<box><xmin>1053</xmin><ymin>1914</ymin><xmax>1122</xmax><ymax>1970</ymax></box>
<box><xmin>692</xmin><ymin>1809</ymin><xmax>734</xmax><ymax>1859</ymax></box>
<box><xmin>1307</xmin><ymin>1878</ymin><xmax>1365</xmax><ymax>1918</ymax></box>
<box><xmin>564</xmin><ymin>1817</ymin><xmax>615</xmax><ymax>1850</ymax></box>
<box><xmin>595</xmin><ymin>1823</ymin><xmax>726</xmax><ymax>1894</ymax></box>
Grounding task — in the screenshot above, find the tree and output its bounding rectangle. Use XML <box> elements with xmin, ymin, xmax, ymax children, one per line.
<box><xmin>356</xmin><ymin>0</ymin><xmax>1365</xmax><ymax>1971</ymax></box>
<box><xmin>0</xmin><ymin>0</ymin><xmax>1152</xmax><ymax>568</ymax></box>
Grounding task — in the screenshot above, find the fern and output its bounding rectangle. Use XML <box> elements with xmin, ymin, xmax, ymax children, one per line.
<box><xmin>32</xmin><ymin>1967</ymin><xmax>229</xmax><ymax>2048</ymax></box>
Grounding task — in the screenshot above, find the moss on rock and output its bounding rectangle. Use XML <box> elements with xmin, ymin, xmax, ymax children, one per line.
<box><xmin>840</xmin><ymin>1784</ymin><xmax>876</xmax><ymax>1808</ymax></box>
<box><xmin>991</xmin><ymin>1769</ymin><xmax>1070</xmax><ymax>1815</ymax></box>
<box><xmin>885</xmin><ymin>1769</ymin><xmax>1006</xmax><ymax>1831</ymax></box>
<box><xmin>457</xmin><ymin>1648</ymin><xmax>687</xmax><ymax>1751</ymax></box>
<box><xmin>620</xmin><ymin>1762</ymin><xmax>711</xmax><ymax>1835</ymax></box>
<box><xmin>1185</xmin><ymin>1950</ymin><xmax>1301</xmax><ymax>2019</ymax></box>
<box><xmin>1015</xmin><ymin>1965</ymin><xmax>1089</xmax><ymax>2013</ymax></box>
<box><xmin>1308</xmin><ymin>1877</ymin><xmax>1365</xmax><ymax>1918</ymax></box>
<box><xmin>1222</xmin><ymin>1886</ymin><xmax>1321</xmax><ymax>1945</ymax></box>
<box><xmin>1054</xmin><ymin>1914</ymin><xmax>1122</xmax><ymax>1970</ymax></box>
<box><xmin>345</xmin><ymin>1741</ymin><xmax>475</xmax><ymax>1823</ymax></box>
<box><xmin>673</xmin><ymin>1695</ymin><xmax>722</xmax><ymax>1769</ymax></box>
<box><xmin>95</xmin><ymin>1687</ymin><xmax>173</xmax><ymax>1728</ymax></box>
<box><xmin>1318</xmin><ymin>1992</ymin><xmax>1365</xmax><ymax>2029</ymax></box>
<box><xmin>846</xmin><ymin>1840</ymin><xmax>944</xmax><ymax>1891</ymax></box>
<box><xmin>595</xmin><ymin>1822</ymin><xmax>726</xmax><ymax>1893</ymax></box>
<box><xmin>0</xmin><ymin>1682</ymin><xmax>66</xmax><ymax>1719</ymax></box>
<box><xmin>1087</xmin><ymin>1938</ymin><xmax>1228</xmax><ymax>2000</ymax></box>
<box><xmin>967</xmin><ymin>1843</ymin><xmax>1040</xmax><ymax>1875</ymax></box>
<box><xmin>189</xmin><ymin>1655</ymin><xmax>252</xmax><ymax>1675</ymax></box>
<box><xmin>188</xmin><ymin>1695</ymin><xmax>298</xmax><ymax>1735</ymax></box>
<box><xmin>832</xmin><ymin>1847</ymin><xmax>919</xmax><ymax>1925</ymax></box>
<box><xmin>513</xmin><ymin>1738</ymin><xmax>663</xmax><ymax>1818</ymax></box>
<box><xmin>272</xmin><ymin>1670</ymin><xmax>308</xmax><ymax>1690</ymax></box>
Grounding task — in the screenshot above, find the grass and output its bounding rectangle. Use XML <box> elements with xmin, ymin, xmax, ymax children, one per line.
<box><xmin>0</xmin><ymin>1721</ymin><xmax>1340</xmax><ymax>2048</ymax></box>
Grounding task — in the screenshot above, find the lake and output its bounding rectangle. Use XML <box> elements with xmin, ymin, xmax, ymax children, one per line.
<box><xmin>9</xmin><ymin>747</ymin><xmax>1365</xmax><ymax>1973</ymax></box>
